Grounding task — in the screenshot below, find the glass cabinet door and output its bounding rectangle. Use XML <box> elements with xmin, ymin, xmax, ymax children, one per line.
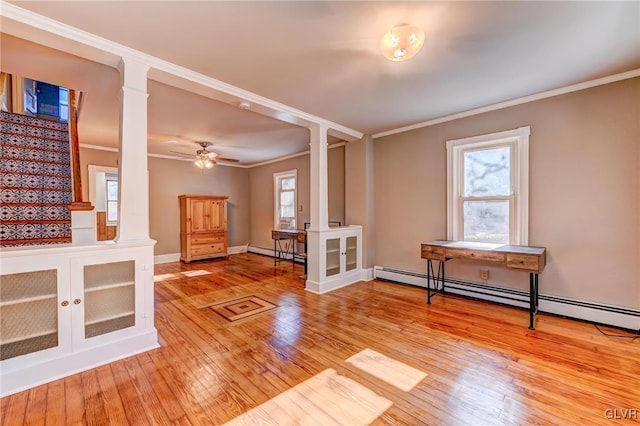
<box><xmin>326</xmin><ymin>238</ymin><xmax>341</xmax><ymax>277</ymax></box>
<box><xmin>84</xmin><ymin>260</ymin><xmax>135</xmax><ymax>338</ymax></box>
<box><xmin>345</xmin><ymin>236</ymin><xmax>358</xmax><ymax>272</ymax></box>
<box><xmin>0</xmin><ymin>269</ymin><xmax>58</xmax><ymax>360</ymax></box>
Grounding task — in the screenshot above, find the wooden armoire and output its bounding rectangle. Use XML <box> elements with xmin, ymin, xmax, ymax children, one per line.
<box><xmin>179</xmin><ymin>195</ymin><xmax>228</xmax><ymax>263</ymax></box>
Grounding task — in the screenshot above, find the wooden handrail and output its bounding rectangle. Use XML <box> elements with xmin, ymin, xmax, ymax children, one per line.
<box><xmin>68</xmin><ymin>89</ymin><xmax>93</xmax><ymax>211</ymax></box>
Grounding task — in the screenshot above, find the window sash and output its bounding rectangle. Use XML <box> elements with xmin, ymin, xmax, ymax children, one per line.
<box><xmin>274</xmin><ymin>170</ymin><xmax>297</xmax><ymax>229</ymax></box>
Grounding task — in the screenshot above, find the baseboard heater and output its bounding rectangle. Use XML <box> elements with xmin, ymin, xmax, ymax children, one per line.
<box><xmin>248</xmin><ymin>245</ymin><xmax>304</xmax><ymax>263</ymax></box>
<box><xmin>373</xmin><ymin>265</ymin><xmax>640</xmax><ymax>331</ymax></box>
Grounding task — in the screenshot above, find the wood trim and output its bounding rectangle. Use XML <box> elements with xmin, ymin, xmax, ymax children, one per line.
<box><xmin>68</xmin><ymin>89</ymin><xmax>82</xmax><ymax>204</ymax></box>
<box><xmin>96</xmin><ymin>211</ymin><xmax>116</xmax><ymax>240</ymax></box>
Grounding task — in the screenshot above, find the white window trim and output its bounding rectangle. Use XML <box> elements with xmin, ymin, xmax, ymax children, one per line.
<box><xmin>273</xmin><ymin>169</ymin><xmax>297</xmax><ymax>229</ymax></box>
<box><xmin>88</xmin><ymin>164</ymin><xmax>118</xmax><ymax>207</ymax></box>
<box><xmin>446</xmin><ymin>126</ymin><xmax>530</xmax><ymax>245</ymax></box>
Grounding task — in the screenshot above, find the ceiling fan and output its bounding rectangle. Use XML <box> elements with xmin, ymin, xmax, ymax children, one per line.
<box><xmin>170</xmin><ymin>141</ymin><xmax>239</xmax><ymax>169</ymax></box>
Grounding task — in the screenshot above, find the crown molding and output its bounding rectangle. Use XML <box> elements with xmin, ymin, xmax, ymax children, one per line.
<box><xmin>0</xmin><ymin>1</ymin><xmax>363</xmax><ymax>142</ymax></box>
<box><xmin>373</xmin><ymin>69</ymin><xmax>640</xmax><ymax>139</ymax></box>
<box><xmin>79</xmin><ymin>144</ymin><xmax>249</xmax><ymax>168</ymax></box>
<box><xmin>79</xmin><ymin>143</ymin><xmax>347</xmax><ymax>169</ymax></box>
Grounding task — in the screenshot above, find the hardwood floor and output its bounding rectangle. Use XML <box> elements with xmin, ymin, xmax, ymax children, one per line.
<box><xmin>1</xmin><ymin>253</ymin><xmax>638</xmax><ymax>425</ymax></box>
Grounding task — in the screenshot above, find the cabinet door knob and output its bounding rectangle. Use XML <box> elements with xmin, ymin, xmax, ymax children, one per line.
<box><xmin>73</xmin><ymin>299</ymin><xmax>82</xmax><ymax>305</ymax></box>
<box><xmin>61</xmin><ymin>300</ymin><xmax>69</xmax><ymax>307</ymax></box>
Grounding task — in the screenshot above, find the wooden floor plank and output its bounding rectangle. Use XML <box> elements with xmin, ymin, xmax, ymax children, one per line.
<box><xmin>1</xmin><ymin>253</ymin><xmax>638</xmax><ymax>425</ymax></box>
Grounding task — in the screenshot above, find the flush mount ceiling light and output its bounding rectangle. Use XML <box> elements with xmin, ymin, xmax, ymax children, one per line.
<box><xmin>380</xmin><ymin>24</ymin><xmax>425</xmax><ymax>62</ymax></box>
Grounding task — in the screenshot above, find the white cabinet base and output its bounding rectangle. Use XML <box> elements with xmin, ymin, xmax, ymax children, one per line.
<box><xmin>305</xmin><ymin>268</ymin><xmax>363</xmax><ymax>294</ymax></box>
<box><xmin>0</xmin><ymin>329</ymin><xmax>158</xmax><ymax>396</ymax></box>
<box><xmin>305</xmin><ymin>225</ymin><xmax>363</xmax><ymax>294</ymax></box>
<box><xmin>0</xmin><ymin>241</ymin><xmax>158</xmax><ymax>397</ymax></box>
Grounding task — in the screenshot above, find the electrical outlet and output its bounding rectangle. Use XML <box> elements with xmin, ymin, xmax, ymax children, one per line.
<box><xmin>480</xmin><ymin>269</ymin><xmax>490</xmax><ymax>281</ymax></box>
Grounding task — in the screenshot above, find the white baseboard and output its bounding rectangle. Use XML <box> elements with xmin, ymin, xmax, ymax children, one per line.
<box><xmin>373</xmin><ymin>265</ymin><xmax>640</xmax><ymax>331</ymax></box>
<box><xmin>154</xmin><ymin>252</ymin><xmax>180</xmax><ymax>264</ymax></box>
<box><xmin>228</xmin><ymin>244</ymin><xmax>248</xmax><ymax>255</ymax></box>
<box><xmin>154</xmin><ymin>245</ymin><xmax>248</xmax><ymax>264</ymax></box>
<box><xmin>361</xmin><ymin>267</ymin><xmax>374</xmax><ymax>281</ymax></box>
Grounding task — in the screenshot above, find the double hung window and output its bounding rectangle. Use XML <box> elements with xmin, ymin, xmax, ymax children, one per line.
<box><xmin>274</xmin><ymin>170</ymin><xmax>297</xmax><ymax>229</ymax></box>
<box><xmin>447</xmin><ymin>127</ymin><xmax>530</xmax><ymax>245</ymax></box>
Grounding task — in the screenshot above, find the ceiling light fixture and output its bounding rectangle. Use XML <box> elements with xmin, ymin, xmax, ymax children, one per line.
<box><xmin>194</xmin><ymin>152</ymin><xmax>214</xmax><ymax>169</ymax></box>
<box><xmin>380</xmin><ymin>24</ymin><xmax>425</xmax><ymax>62</ymax></box>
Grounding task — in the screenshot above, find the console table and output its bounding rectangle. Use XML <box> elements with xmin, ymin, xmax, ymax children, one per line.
<box><xmin>420</xmin><ymin>240</ymin><xmax>546</xmax><ymax>329</ymax></box>
<box><xmin>272</xmin><ymin>229</ymin><xmax>306</xmax><ymax>270</ymax></box>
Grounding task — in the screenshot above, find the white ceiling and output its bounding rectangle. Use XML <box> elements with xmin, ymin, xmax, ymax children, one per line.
<box><xmin>2</xmin><ymin>1</ymin><xmax>639</xmax><ymax>165</ymax></box>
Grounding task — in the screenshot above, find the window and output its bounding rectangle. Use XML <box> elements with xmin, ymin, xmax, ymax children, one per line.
<box><xmin>106</xmin><ymin>173</ymin><xmax>119</xmax><ymax>223</ymax></box>
<box><xmin>447</xmin><ymin>126</ymin><xmax>530</xmax><ymax>245</ymax></box>
<box><xmin>274</xmin><ymin>170</ymin><xmax>297</xmax><ymax>229</ymax></box>
<box><xmin>22</xmin><ymin>78</ymin><xmax>69</xmax><ymax>122</ymax></box>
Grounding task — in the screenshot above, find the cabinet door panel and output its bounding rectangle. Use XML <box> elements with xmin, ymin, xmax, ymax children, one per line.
<box><xmin>189</xmin><ymin>200</ymin><xmax>208</xmax><ymax>232</ymax></box>
<box><xmin>207</xmin><ymin>200</ymin><xmax>225</xmax><ymax>231</ymax></box>
<box><xmin>345</xmin><ymin>236</ymin><xmax>358</xmax><ymax>272</ymax></box>
<box><xmin>0</xmin><ymin>269</ymin><xmax>59</xmax><ymax>361</ymax></box>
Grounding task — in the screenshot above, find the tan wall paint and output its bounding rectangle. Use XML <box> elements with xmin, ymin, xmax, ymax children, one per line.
<box><xmin>345</xmin><ymin>136</ymin><xmax>375</xmax><ymax>268</ymax></box>
<box><xmin>249</xmin><ymin>146</ymin><xmax>345</xmax><ymax>250</ymax></box>
<box><xmin>80</xmin><ymin>148</ymin><xmax>250</xmax><ymax>255</ymax></box>
<box><xmin>374</xmin><ymin>78</ymin><xmax>640</xmax><ymax>309</ymax></box>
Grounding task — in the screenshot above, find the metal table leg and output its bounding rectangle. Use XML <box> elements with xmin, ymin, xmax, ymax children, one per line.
<box><xmin>529</xmin><ymin>272</ymin><xmax>539</xmax><ymax>330</ymax></box>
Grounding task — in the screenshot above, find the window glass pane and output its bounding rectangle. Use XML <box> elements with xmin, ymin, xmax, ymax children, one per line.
<box><xmin>107</xmin><ymin>201</ymin><xmax>118</xmax><ymax>222</ymax></box>
<box><xmin>463</xmin><ymin>200</ymin><xmax>509</xmax><ymax>244</ymax></box>
<box><xmin>463</xmin><ymin>147</ymin><xmax>510</xmax><ymax>196</ymax></box>
<box><xmin>59</xmin><ymin>87</ymin><xmax>68</xmax><ymax>103</ymax></box>
<box><xmin>281</xmin><ymin>177</ymin><xmax>295</xmax><ymax>190</ymax></box>
<box><xmin>106</xmin><ymin>180</ymin><xmax>118</xmax><ymax>200</ymax></box>
<box><xmin>59</xmin><ymin>105</ymin><xmax>69</xmax><ymax>122</ymax></box>
<box><xmin>280</xmin><ymin>191</ymin><xmax>294</xmax><ymax>218</ymax></box>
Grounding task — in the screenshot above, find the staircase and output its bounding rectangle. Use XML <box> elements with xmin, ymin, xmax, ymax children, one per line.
<box><xmin>0</xmin><ymin>111</ymin><xmax>72</xmax><ymax>246</ymax></box>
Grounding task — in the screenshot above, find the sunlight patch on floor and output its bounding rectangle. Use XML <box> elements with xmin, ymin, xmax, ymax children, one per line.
<box><xmin>153</xmin><ymin>273</ymin><xmax>178</xmax><ymax>282</ymax></box>
<box><xmin>223</xmin><ymin>368</ymin><xmax>392</xmax><ymax>425</ymax></box>
<box><xmin>346</xmin><ymin>348</ymin><xmax>428</xmax><ymax>392</ymax></box>
<box><xmin>181</xmin><ymin>269</ymin><xmax>211</xmax><ymax>277</ymax></box>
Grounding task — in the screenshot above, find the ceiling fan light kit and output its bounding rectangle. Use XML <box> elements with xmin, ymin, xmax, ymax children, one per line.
<box><xmin>380</xmin><ymin>23</ymin><xmax>425</xmax><ymax>62</ymax></box>
<box><xmin>170</xmin><ymin>141</ymin><xmax>240</xmax><ymax>168</ymax></box>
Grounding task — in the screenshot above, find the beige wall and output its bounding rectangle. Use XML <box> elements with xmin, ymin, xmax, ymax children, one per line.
<box><xmin>80</xmin><ymin>148</ymin><xmax>250</xmax><ymax>255</ymax></box>
<box><xmin>248</xmin><ymin>145</ymin><xmax>345</xmax><ymax>250</ymax></box>
<box><xmin>374</xmin><ymin>78</ymin><xmax>640</xmax><ymax>309</ymax></box>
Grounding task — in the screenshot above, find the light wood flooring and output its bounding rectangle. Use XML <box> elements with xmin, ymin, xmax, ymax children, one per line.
<box><xmin>1</xmin><ymin>253</ymin><xmax>639</xmax><ymax>425</ymax></box>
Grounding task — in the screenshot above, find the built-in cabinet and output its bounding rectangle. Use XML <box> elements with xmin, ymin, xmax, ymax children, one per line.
<box><xmin>179</xmin><ymin>195</ymin><xmax>228</xmax><ymax>263</ymax></box>
<box><xmin>0</xmin><ymin>243</ymin><xmax>158</xmax><ymax>397</ymax></box>
<box><xmin>317</xmin><ymin>225</ymin><xmax>362</xmax><ymax>289</ymax></box>
<box><xmin>325</xmin><ymin>234</ymin><xmax>359</xmax><ymax>277</ymax></box>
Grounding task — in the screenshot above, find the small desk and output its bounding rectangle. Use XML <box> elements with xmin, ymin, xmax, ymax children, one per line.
<box><xmin>420</xmin><ymin>240</ymin><xmax>546</xmax><ymax>330</ymax></box>
<box><xmin>272</xmin><ymin>229</ymin><xmax>307</xmax><ymax>271</ymax></box>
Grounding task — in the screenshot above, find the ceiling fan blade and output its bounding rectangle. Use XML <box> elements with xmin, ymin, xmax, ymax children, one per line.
<box><xmin>169</xmin><ymin>151</ymin><xmax>193</xmax><ymax>157</ymax></box>
<box><xmin>215</xmin><ymin>157</ymin><xmax>240</xmax><ymax>163</ymax></box>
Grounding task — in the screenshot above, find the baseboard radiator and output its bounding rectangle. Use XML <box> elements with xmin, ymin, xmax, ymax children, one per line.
<box><xmin>373</xmin><ymin>265</ymin><xmax>640</xmax><ymax>331</ymax></box>
<box><xmin>248</xmin><ymin>245</ymin><xmax>304</xmax><ymax>263</ymax></box>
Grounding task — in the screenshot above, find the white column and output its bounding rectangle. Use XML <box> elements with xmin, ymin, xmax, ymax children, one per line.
<box><xmin>308</xmin><ymin>124</ymin><xmax>329</xmax><ymax>232</ymax></box>
<box><xmin>115</xmin><ymin>57</ymin><xmax>151</xmax><ymax>243</ymax></box>
<box><xmin>306</xmin><ymin>124</ymin><xmax>329</xmax><ymax>288</ymax></box>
